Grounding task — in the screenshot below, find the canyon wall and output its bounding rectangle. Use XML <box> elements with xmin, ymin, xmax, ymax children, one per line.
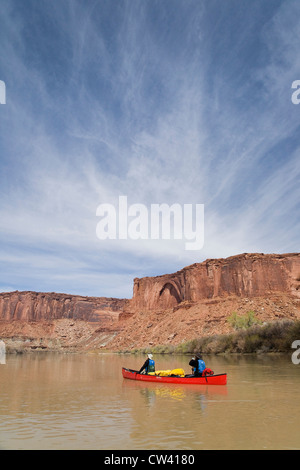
<box><xmin>0</xmin><ymin>291</ymin><xmax>128</xmax><ymax>323</ymax></box>
<box><xmin>0</xmin><ymin>253</ymin><xmax>299</xmax><ymax>352</ymax></box>
<box><xmin>130</xmin><ymin>253</ymin><xmax>300</xmax><ymax>312</ymax></box>
<box><xmin>1</xmin><ymin>253</ymin><xmax>299</xmax><ymax>323</ymax></box>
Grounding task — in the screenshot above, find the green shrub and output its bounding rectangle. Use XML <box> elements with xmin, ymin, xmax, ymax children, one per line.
<box><xmin>122</xmin><ymin>320</ymin><xmax>300</xmax><ymax>355</ymax></box>
<box><xmin>227</xmin><ymin>310</ymin><xmax>262</xmax><ymax>330</ymax></box>
<box><xmin>176</xmin><ymin>339</ymin><xmax>196</xmax><ymax>355</ymax></box>
<box><xmin>243</xmin><ymin>334</ymin><xmax>264</xmax><ymax>353</ymax></box>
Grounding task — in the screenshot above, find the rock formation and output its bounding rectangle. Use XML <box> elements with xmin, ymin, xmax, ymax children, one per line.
<box><xmin>0</xmin><ymin>253</ymin><xmax>299</xmax><ymax>352</ymax></box>
<box><xmin>130</xmin><ymin>253</ymin><xmax>300</xmax><ymax>312</ymax></box>
<box><xmin>0</xmin><ymin>291</ymin><xmax>127</xmax><ymax>322</ymax></box>
<box><xmin>0</xmin><ymin>292</ymin><xmax>128</xmax><ymax>351</ymax></box>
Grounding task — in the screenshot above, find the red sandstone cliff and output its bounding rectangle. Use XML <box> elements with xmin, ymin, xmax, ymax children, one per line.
<box><xmin>109</xmin><ymin>253</ymin><xmax>300</xmax><ymax>350</ymax></box>
<box><xmin>0</xmin><ymin>291</ymin><xmax>128</xmax><ymax>322</ymax></box>
<box><xmin>0</xmin><ymin>292</ymin><xmax>129</xmax><ymax>351</ymax></box>
<box><xmin>129</xmin><ymin>253</ymin><xmax>300</xmax><ymax>312</ymax></box>
<box><xmin>0</xmin><ymin>253</ymin><xmax>299</xmax><ymax>352</ymax></box>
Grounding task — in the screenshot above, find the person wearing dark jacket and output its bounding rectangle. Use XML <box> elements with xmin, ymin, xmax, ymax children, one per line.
<box><xmin>139</xmin><ymin>354</ymin><xmax>155</xmax><ymax>374</ymax></box>
<box><xmin>189</xmin><ymin>355</ymin><xmax>206</xmax><ymax>376</ymax></box>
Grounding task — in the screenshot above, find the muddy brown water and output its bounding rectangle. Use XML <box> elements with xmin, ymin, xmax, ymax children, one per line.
<box><xmin>0</xmin><ymin>352</ymin><xmax>299</xmax><ymax>450</ymax></box>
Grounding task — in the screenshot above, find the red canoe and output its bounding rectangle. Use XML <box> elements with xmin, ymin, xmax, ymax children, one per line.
<box><xmin>122</xmin><ymin>367</ymin><xmax>227</xmax><ymax>385</ymax></box>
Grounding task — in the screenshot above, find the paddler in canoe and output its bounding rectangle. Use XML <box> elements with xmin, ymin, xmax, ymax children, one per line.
<box><xmin>123</xmin><ymin>351</ymin><xmax>224</xmax><ymax>383</ymax></box>
<box><xmin>137</xmin><ymin>353</ymin><xmax>214</xmax><ymax>378</ymax></box>
<box><xmin>187</xmin><ymin>354</ymin><xmax>212</xmax><ymax>377</ymax></box>
<box><xmin>138</xmin><ymin>353</ymin><xmax>155</xmax><ymax>374</ymax></box>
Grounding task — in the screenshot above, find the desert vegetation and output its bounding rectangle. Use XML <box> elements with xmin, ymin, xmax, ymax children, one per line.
<box><xmin>130</xmin><ymin>319</ymin><xmax>300</xmax><ymax>355</ymax></box>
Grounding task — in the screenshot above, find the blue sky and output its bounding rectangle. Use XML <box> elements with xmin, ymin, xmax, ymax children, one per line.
<box><xmin>0</xmin><ymin>0</ymin><xmax>299</xmax><ymax>298</ymax></box>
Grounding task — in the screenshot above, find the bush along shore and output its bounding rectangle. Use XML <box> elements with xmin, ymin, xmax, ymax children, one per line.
<box><xmin>127</xmin><ymin>319</ymin><xmax>300</xmax><ymax>355</ymax></box>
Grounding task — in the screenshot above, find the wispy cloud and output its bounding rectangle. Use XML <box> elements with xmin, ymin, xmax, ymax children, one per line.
<box><xmin>0</xmin><ymin>0</ymin><xmax>299</xmax><ymax>297</ymax></box>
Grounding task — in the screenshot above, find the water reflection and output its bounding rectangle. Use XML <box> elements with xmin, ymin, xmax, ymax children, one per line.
<box><xmin>0</xmin><ymin>353</ymin><xmax>299</xmax><ymax>450</ymax></box>
<box><xmin>122</xmin><ymin>377</ymin><xmax>228</xmax><ymax>403</ymax></box>
<box><xmin>122</xmin><ymin>375</ymin><xmax>229</xmax><ymax>436</ymax></box>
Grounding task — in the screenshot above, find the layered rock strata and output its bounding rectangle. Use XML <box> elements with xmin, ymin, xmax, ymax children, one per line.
<box><xmin>130</xmin><ymin>253</ymin><xmax>300</xmax><ymax>312</ymax></box>
<box><xmin>0</xmin><ymin>253</ymin><xmax>299</xmax><ymax>351</ymax></box>
<box><xmin>0</xmin><ymin>291</ymin><xmax>128</xmax><ymax>322</ymax></box>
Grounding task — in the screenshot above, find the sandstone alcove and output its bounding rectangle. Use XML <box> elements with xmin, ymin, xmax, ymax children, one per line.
<box><xmin>158</xmin><ymin>282</ymin><xmax>183</xmax><ymax>309</ymax></box>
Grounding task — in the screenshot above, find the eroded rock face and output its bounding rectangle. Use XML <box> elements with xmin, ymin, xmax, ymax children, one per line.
<box><xmin>1</xmin><ymin>254</ymin><xmax>298</xmax><ymax>322</ymax></box>
<box><xmin>130</xmin><ymin>253</ymin><xmax>300</xmax><ymax>312</ymax></box>
<box><xmin>0</xmin><ymin>253</ymin><xmax>299</xmax><ymax>352</ymax></box>
<box><xmin>0</xmin><ymin>291</ymin><xmax>128</xmax><ymax>322</ymax></box>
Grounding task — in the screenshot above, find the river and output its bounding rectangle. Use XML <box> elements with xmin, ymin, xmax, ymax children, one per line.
<box><xmin>0</xmin><ymin>352</ymin><xmax>299</xmax><ymax>450</ymax></box>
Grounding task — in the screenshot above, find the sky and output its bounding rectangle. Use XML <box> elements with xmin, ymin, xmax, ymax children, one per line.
<box><xmin>0</xmin><ymin>0</ymin><xmax>299</xmax><ymax>299</ymax></box>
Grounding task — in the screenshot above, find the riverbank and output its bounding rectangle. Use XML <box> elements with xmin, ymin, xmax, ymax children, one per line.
<box><xmin>125</xmin><ymin>320</ymin><xmax>300</xmax><ymax>356</ymax></box>
<box><xmin>2</xmin><ymin>319</ymin><xmax>300</xmax><ymax>357</ymax></box>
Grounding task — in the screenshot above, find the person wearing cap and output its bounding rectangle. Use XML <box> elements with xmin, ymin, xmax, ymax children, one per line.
<box><xmin>189</xmin><ymin>354</ymin><xmax>206</xmax><ymax>377</ymax></box>
<box><xmin>138</xmin><ymin>354</ymin><xmax>155</xmax><ymax>374</ymax></box>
